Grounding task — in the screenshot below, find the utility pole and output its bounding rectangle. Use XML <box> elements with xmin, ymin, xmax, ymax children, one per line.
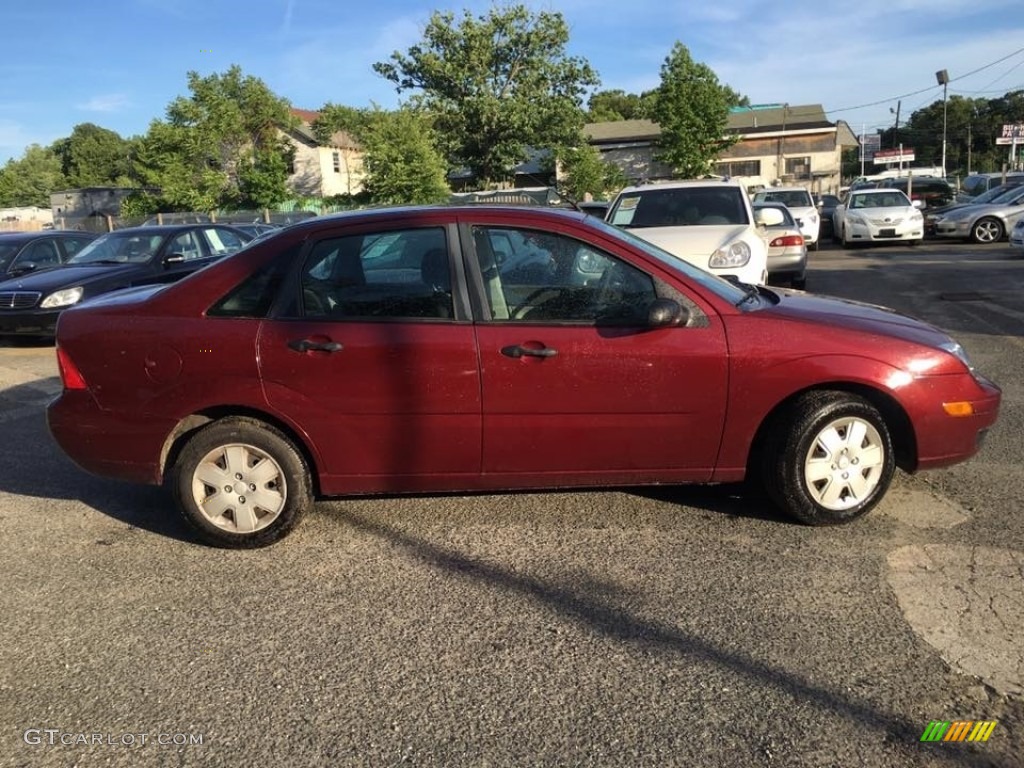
<box><xmin>892</xmin><ymin>101</ymin><xmax>901</xmax><ymax>149</ymax></box>
<box><xmin>968</xmin><ymin>124</ymin><xmax>972</xmax><ymax>174</ymax></box>
<box><xmin>936</xmin><ymin>70</ymin><xmax>949</xmax><ymax>178</ymax></box>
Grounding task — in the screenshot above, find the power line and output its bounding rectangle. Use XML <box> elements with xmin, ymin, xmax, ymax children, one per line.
<box><xmin>826</xmin><ymin>45</ymin><xmax>1024</xmax><ymax>115</ymax></box>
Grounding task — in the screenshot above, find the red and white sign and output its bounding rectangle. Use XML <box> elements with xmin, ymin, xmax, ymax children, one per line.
<box><xmin>996</xmin><ymin>123</ymin><xmax>1024</xmax><ymax>145</ymax></box>
<box><xmin>873</xmin><ymin>148</ymin><xmax>915</xmax><ymax>164</ymax></box>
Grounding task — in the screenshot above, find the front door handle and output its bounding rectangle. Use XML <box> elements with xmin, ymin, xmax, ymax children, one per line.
<box><xmin>501</xmin><ymin>344</ymin><xmax>557</xmax><ymax>359</ymax></box>
<box><xmin>288</xmin><ymin>339</ymin><xmax>344</xmax><ymax>353</ymax></box>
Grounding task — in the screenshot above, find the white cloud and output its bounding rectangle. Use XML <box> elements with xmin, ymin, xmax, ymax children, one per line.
<box><xmin>76</xmin><ymin>93</ymin><xmax>129</xmax><ymax>113</ymax></box>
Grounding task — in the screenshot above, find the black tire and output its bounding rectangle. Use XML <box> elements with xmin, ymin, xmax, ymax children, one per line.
<box><xmin>760</xmin><ymin>391</ymin><xmax>895</xmax><ymax>525</ymax></box>
<box><xmin>171</xmin><ymin>417</ymin><xmax>312</xmax><ymax>548</ymax></box>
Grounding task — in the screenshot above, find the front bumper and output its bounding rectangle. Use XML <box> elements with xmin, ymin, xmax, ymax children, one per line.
<box><xmin>934</xmin><ymin>220</ymin><xmax>973</xmax><ymax>238</ymax></box>
<box><xmin>911</xmin><ymin>372</ymin><xmax>1001</xmax><ymax>470</ymax></box>
<box><xmin>844</xmin><ymin>217</ymin><xmax>924</xmax><ymax>242</ymax></box>
<box><xmin>0</xmin><ymin>308</ymin><xmax>61</xmax><ymax>336</ymax></box>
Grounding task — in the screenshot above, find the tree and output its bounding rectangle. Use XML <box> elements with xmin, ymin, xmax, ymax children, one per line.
<box><xmin>133</xmin><ymin>65</ymin><xmax>296</xmax><ymax>211</ymax></box>
<box><xmin>586</xmin><ymin>90</ymin><xmax>656</xmax><ymax>122</ymax></box>
<box><xmin>374</xmin><ymin>4</ymin><xmax>599</xmax><ymax>188</ymax></box>
<box><xmin>51</xmin><ymin>123</ymin><xmax>133</xmax><ymax>188</ymax></box>
<box><xmin>359</xmin><ymin>108</ymin><xmax>451</xmax><ymax>205</ymax></box>
<box><xmin>557</xmin><ymin>142</ymin><xmax>627</xmax><ymax>200</ymax></box>
<box><xmin>650</xmin><ymin>43</ymin><xmax>739</xmax><ymax>178</ymax></box>
<box><xmin>0</xmin><ymin>145</ymin><xmax>66</xmax><ymax>208</ymax></box>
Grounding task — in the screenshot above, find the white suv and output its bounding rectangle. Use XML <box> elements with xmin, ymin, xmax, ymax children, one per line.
<box><xmin>606</xmin><ymin>179</ymin><xmax>770</xmax><ymax>285</ymax></box>
<box><xmin>752</xmin><ymin>186</ymin><xmax>820</xmax><ymax>249</ymax></box>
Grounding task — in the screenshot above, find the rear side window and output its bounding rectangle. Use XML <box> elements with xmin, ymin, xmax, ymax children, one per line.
<box><xmin>299</xmin><ymin>228</ymin><xmax>454</xmax><ymax>320</ymax></box>
<box><xmin>208</xmin><ymin>247</ymin><xmax>296</xmax><ymax>318</ymax></box>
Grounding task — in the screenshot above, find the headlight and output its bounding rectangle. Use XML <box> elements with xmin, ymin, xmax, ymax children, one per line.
<box><xmin>910</xmin><ymin>210</ymin><xmax>924</xmax><ymax>221</ymax></box>
<box><xmin>40</xmin><ymin>287</ymin><xmax>84</xmax><ymax>309</ymax></box>
<box><xmin>940</xmin><ymin>341</ymin><xmax>975</xmax><ymax>373</ymax></box>
<box><xmin>846</xmin><ymin>214</ymin><xmax>866</xmax><ymax>225</ymax></box>
<box><xmin>708</xmin><ymin>241</ymin><xmax>751</xmax><ymax>269</ymax></box>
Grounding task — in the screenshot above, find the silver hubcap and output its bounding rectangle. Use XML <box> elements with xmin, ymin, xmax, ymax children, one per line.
<box><xmin>975</xmin><ymin>220</ymin><xmax>999</xmax><ymax>242</ymax></box>
<box><xmin>191</xmin><ymin>443</ymin><xmax>286</xmax><ymax>534</ymax></box>
<box><xmin>803</xmin><ymin>417</ymin><xmax>885</xmax><ymax>511</ymax></box>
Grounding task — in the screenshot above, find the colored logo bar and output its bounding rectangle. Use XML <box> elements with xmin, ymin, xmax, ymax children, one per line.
<box><xmin>920</xmin><ymin>721</ymin><xmax>998</xmax><ymax>742</ymax></box>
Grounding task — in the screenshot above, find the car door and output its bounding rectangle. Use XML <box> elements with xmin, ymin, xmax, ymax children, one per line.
<box><xmin>256</xmin><ymin>222</ymin><xmax>482</xmax><ymax>494</ymax></box>
<box><xmin>465</xmin><ymin>220</ymin><xmax>729</xmax><ymax>483</ymax></box>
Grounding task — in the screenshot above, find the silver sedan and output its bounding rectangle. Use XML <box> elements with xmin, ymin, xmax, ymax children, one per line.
<box><xmin>932</xmin><ymin>187</ymin><xmax>1024</xmax><ymax>243</ymax></box>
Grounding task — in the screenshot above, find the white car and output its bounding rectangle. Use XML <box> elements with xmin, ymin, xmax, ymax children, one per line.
<box><xmin>1010</xmin><ymin>217</ymin><xmax>1024</xmax><ymax>252</ymax></box>
<box><xmin>606</xmin><ymin>179</ymin><xmax>771</xmax><ymax>285</ymax></box>
<box><xmin>832</xmin><ymin>188</ymin><xmax>924</xmax><ymax>247</ymax></box>
<box><xmin>752</xmin><ymin>187</ymin><xmax>820</xmax><ymax>249</ymax></box>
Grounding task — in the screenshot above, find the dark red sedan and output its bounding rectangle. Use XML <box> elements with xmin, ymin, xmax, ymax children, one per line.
<box><xmin>47</xmin><ymin>206</ymin><xmax>1001</xmax><ymax>548</ymax></box>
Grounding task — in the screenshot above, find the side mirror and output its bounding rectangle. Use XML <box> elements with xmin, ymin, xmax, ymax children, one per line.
<box><xmin>162</xmin><ymin>253</ymin><xmax>187</xmax><ymax>267</ymax></box>
<box><xmin>754</xmin><ymin>207</ymin><xmax>785</xmax><ymax>227</ymax></box>
<box><xmin>647</xmin><ymin>298</ymin><xmax>687</xmax><ymax>328</ymax></box>
<box><xmin>911</xmin><ymin>200</ymin><xmax>924</xmax><ymax>210</ymax></box>
<box><xmin>9</xmin><ymin>262</ymin><xmax>38</xmax><ymax>277</ymax></box>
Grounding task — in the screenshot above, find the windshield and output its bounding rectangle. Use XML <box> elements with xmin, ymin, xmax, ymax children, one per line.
<box><xmin>586</xmin><ymin>216</ymin><xmax>750</xmax><ymax>304</ymax></box>
<box><xmin>608</xmin><ymin>186</ymin><xmax>751</xmax><ymax>228</ymax></box>
<box><xmin>849</xmin><ymin>191</ymin><xmax>912</xmax><ymax>209</ymax></box>
<box><xmin>68</xmin><ymin>231</ymin><xmax>166</xmax><ymax>265</ymax></box>
<box><xmin>753</xmin><ymin>190</ymin><xmax>813</xmax><ymax>208</ymax></box>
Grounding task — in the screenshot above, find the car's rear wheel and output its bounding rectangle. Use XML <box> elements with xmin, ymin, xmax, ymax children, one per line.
<box><xmin>761</xmin><ymin>391</ymin><xmax>895</xmax><ymax>525</ymax></box>
<box><xmin>171</xmin><ymin>417</ymin><xmax>312</xmax><ymax>548</ymax></box>
<box><xmin>971</xmin><ymin>217</ymin><xmax>1003</xmax><ymax>244</ymax></box>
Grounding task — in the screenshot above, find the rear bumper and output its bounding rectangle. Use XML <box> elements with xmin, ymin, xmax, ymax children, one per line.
<box><xmin>47</xmin><ymin>390</ymin><xmax>174</xmax><ymax>485</ymax></box>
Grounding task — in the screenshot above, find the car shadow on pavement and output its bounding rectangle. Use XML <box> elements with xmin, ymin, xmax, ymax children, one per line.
<box><xmin>0</xmin><ymin>396</ymin><xmax>194</xmax><ymax>544</ymax></box>
<box><xmin>324</xmin><ymin>507</ymin><xmax>1000</xmax><ymax>768</ymax></box>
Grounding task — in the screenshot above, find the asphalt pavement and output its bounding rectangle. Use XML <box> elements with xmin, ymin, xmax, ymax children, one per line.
<box><xmin>1</xmin><ymin>239</ymin><xmax>1021</xmax><ymax>767</ymax></box>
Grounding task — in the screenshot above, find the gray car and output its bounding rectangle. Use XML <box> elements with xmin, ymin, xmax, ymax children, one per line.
<box><xmin>932</xmin><ymin>186</ymin><xmax>1024</xmax><ymax>243</ymax></box>
<box><xmin>752</xmin><ymin>201</ymin><xmax>807</xmax><ymax>289</ymax></box>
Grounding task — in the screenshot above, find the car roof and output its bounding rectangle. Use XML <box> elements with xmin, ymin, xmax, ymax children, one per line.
<box><xmin>0</xmin><ymin>230</ymin><xmax>93</xmax><ymax>241</ymax></box>
<box><xmin>616</xmin><ymin>179</ymin><xmax>746</xmax><ymax>194</ymax></box>
<box><xmin>103</xmin><ymin>224</ymin><xmax>246</xmax><ymax>236</ymax></box>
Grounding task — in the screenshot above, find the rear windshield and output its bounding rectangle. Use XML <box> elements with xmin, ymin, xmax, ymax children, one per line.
<box><xmin>609</xmin><ymin>186</ymin><xmax>750</xmax><ymax>228</ymax></box>
<box><xmin>752</xmin><ymin>190</ymin><xmax>813</xmax><ymax>208</ymax></box>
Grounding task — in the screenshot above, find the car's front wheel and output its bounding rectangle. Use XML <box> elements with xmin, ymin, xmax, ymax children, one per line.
<box><xmin>971</xmin><ymin>217</ymin><xmax>1003</xmax><ymax>244</ymax></box>
<box><xmin>761</xmin><ymin>391</ymin><xmax>895</xmax><ymax>525</ymax></box>
<box><xmin>171</xmin><ymin>417</ymin><xmax>312</xmax><ymax>548</ymax></box>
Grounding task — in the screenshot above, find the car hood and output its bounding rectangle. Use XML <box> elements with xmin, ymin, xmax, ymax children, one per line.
<box><xmin>626</xmin><ymin>225</ymin><xmax>754</xmax><ymax>260</ymax></box>
<box><xmin>761</xmin><ymin>290</ymin><xmax>951</xmax><ymax>348</ymax></box>
<box><xmin>0</xmin><ymin>263</ymin><xmax>141</xmax><ymax>292</ymax></box>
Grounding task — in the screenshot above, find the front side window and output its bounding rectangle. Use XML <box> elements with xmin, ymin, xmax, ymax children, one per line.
<box><xmin>16</xmin><ymin>240</ymin><xmax>61</xmax><ymax>269</ymax></box>
<box><xmin>472</xmin><ymin>226</ymin><xmax>657</xmax><ymax>324</ymax></box>
<box><xmin>299</xmin><ymin>227</ymin><xmax>453</xmax><ymax>320</ymax></box>
<box><xmin>203</xmin><ymin>227</ymin><xmax>247</xmax><ymax>257</ymax></box>
<box><xmin>609</xmin><ymin>187</ymin><xmax>750</xmax><ymax>228</ymax></box>
<box><xmin>167</xmin><ymin>231</ymin><xmax>203</xmax><ymax>260</ymax></box>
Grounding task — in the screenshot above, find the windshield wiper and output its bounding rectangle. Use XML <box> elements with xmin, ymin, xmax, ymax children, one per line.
<box><xmin>74</xmin><ymin>259</ymin><xmax>124</xmax><ymax>265</ymax></box>
<box><xmin>735</xmin><ymin>282</ymin><xmax>761</xmax><ymax>306</ymax></box>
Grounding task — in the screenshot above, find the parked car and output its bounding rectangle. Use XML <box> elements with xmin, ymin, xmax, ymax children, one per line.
<box><xmin>752</xmin><ymin>202</ymin><xmax>807</xmax><ymax>289</ymax></box>
<box><xmin>606</xmin><ymin>179</ymin><xmax>772</xmax><ymax>285</ymax></box>
<box><xmin>932</xmin><ymin>186</ymin><xmax>1024</xmax><ymax>243</ymax></box>
<box><xmin>751</xmin><ymin>187</ymin><xmax>820</xmax><ymax>249</ymax></box>
<box><xmin>878</xmin><ymin>176</ymin><xmax>954</xmax><ymax>210</ymax></box>
<box><xmin>815</xmin><ymin>194</ymin><xmax>841</xmax><ymax>241</ymax></box>
<box><xmin>47</xmin><ymin>205</ymin><xmax>1000</xmax><ymax>547</ymax></box>
<box><xmin>0</xmin><ymin>231</ymin><xmax>97</xmax><ymax>278</ymax></box>
<box><xmin>924</xmin><ymin>182</ymin><xmax>1024</xmax><ymax>235</ymax></box>
<box><xmin>957</xmin><ymin>171</ymin><xmax>1024</xmax><ymax>203</ymax></box>
<box><xmin>1011</xmin><ymin>216</ymin><xmax>1024</xmax><ymax>253</ymax></box>
<box><xmin>231</xmin><ymin>222</ymin><xmax>281</xmax><ymax>239</ymax></box>
<box><xmin>0</xmin><ymin>224</ymin><xmax>252</xmax><ymax>337</ymax></box>
<box><xmin>832</xmin><ymin>189</ymin><xmax>925</xmax><ymax>247</ymax></box>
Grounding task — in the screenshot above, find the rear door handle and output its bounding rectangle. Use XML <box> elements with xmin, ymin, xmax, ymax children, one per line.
<box><xmin>288</xmin><ymin>339</ymin><xmax>344</xmax><ymax>353</ymax></box>
<box><xmin>501</xmin><ymin>345</ymin><xmax>557</xmax><ymax>359</ymax></box>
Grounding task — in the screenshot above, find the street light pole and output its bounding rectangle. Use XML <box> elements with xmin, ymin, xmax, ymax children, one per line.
<box><xmin>936</xmin><ymin>69</ymin><xmax>950</xmax><ymax>177</ymax></box>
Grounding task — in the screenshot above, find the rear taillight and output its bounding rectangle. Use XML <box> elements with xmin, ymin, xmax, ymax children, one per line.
<box><xmin>56</xmin><ymin>346</ymin><xmax>87</xmax><ymax>390</ymax></box>
<box><xmin>770</xmin><ymin>235</ymin><xmax>805</xmax><ymax>247</ymax></box>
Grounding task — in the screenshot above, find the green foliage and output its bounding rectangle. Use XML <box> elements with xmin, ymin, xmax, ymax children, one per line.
<box><xmin>359</xmin><ymin>108</ymin><xmax>451</xmax><ymax>205</ymax></box>
<box><xmin>557</xmin><ymin>142</ymin><xmax>627</xmax><ymax>200</ymax></box>
<box><xmin>651</xmin><ymin>42</ymin><xmax>738</xmax><ymax>178</ymax></box>
<box><xmin>374</xmin><ymin>4</ymin><xmax>599</xmax><ymax>187</ymax></box>
<box><xmin>312</xmin><ymin>104</ymin><xmax>370</xmax><ymax>145</ymax></box>
<box><xmin>51</xmin><ymin>123</ymin><xmax>133</xmax><ymax>188</ymax></box>
<box><xmin>0</xmin><ymin>145</ymin><xmax>66</xmax><ymax>207</ymax></box>
<box><xmin>133</xmin><ymin>65</ymin><xmax>297</xmax><ymax>211</ymax></box>
<box><xmin>586</xmin><ymin>90</ymin><xmax>656</xmax><ymax>122</ymax></box>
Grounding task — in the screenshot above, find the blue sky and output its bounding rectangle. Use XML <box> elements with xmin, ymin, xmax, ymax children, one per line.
<box><xmin>2</xmin><ymin>0</ymin><xmax>1023</xmax><ymax>164</ymax></box>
